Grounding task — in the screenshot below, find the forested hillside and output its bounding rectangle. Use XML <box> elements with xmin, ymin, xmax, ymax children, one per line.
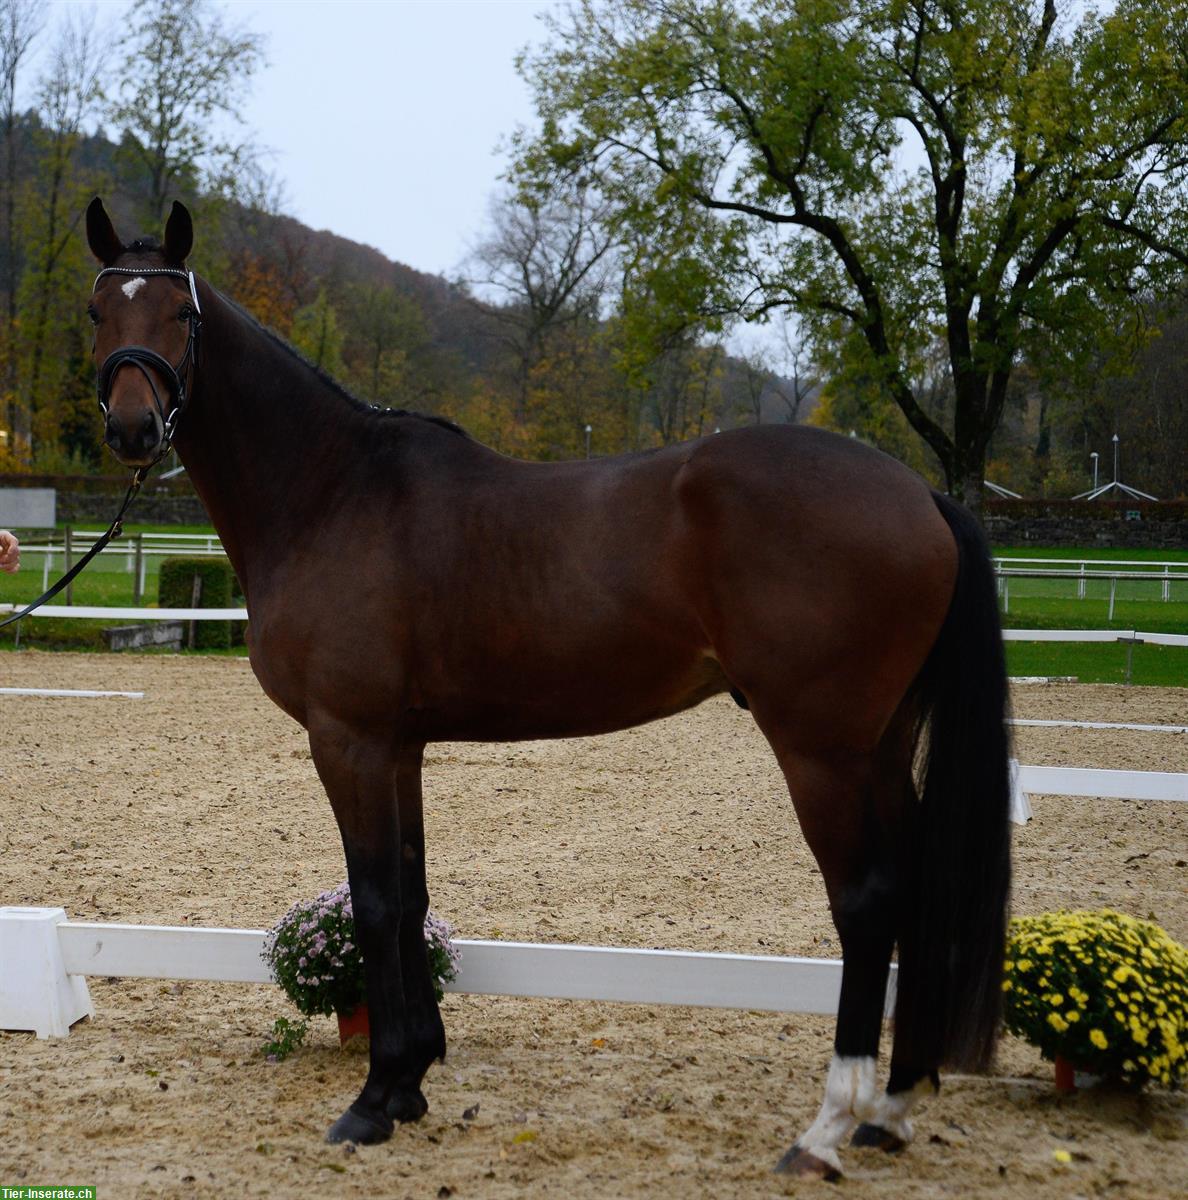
<box><xmin>2</xmin><ymin>0</ymin><xmax>1186</xmax><ymax>500</ymax></box>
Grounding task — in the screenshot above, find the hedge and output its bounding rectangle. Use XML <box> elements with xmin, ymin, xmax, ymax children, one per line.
<box><xmin>158</xmin><ymin>557</ymin><xmax>233</xmax><ymax>650</ymax></box>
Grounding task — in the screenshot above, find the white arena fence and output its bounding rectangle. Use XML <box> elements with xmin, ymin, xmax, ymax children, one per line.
<box><xmin>12</xmin><ymin>540</ymin><xmax>1188</xmax><ymax>606</ymax></box>
<box><xmin>0</xmin><ymin>911</ymin><xmax>887</xmax><ymax>1039</ymax></box>
<box><xmin>994</xmin><ymin>558</ymin><xmax>1188</xmax><ymax>616</ymax></box>
<box><xmin>2</xmin><ymin>609</ymin><xmax>1184</xmax><ymax>1038</ymax></box>
<box><xmin>0</xmin><ymin>604</ymin><xmax>248</xmax><ymax>620</ymax></box>
<box><xmin>2</xmin><ymin>757</ymin><xmax>1184</xmax><ymax>1039</ymax></box>
<box><xmin>2</xmin><ymin>606</ymin><xmax>1187</xmax><ymax>647</ymax></box>
<box><xmin>16</xmin><ymin>532</ymin><xmax>225</xmax><ymax>598</ymax></box>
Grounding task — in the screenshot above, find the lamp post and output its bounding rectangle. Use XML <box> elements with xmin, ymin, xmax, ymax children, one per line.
<box><xmin>584</xmin><ymin>424</ymin><xmax>592</xmax><ymax>458</ymax></box>
<box><xmin>1090</xmin><ymin>451</ymin><xmax>1099</xmax><ymax>491</ymax></box>
<box><xmin>1112</xmin><ymin>433</ymin><xmax>1120</xmax><ymax>483</ymax></box>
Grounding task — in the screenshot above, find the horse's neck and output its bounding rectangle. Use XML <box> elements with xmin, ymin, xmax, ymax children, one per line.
<box><xmin>172</xmin><ymin>291</ymin><xmax>356</xmax><ymax>593</ymax></box>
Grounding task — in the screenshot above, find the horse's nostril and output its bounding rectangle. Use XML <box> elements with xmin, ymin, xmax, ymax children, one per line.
<box><xmin>141</xmin><ymin>410</ymin><xmax>157</xmax><ymax>434</ymax></box>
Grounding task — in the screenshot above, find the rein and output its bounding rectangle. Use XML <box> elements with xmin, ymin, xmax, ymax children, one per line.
<box><xmin>0</xmin><ymin>268</ymin><xmax>202</xmax><ymax>631</ymax></box>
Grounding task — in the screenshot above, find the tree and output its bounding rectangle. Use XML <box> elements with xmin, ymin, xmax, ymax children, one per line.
<box><xmin>291</xmin><ymin>289</ymin><xmax>347</xmax><ymax>379</ymax></box>
<box><xmin>342</xmin><ymin>281</ymin><xmax>433</xmax><ymax>405</ymax></box>
<box><xmin>105</xmin><ymin>0</ymin><xmax>264</xmax><ymax>223</ymax></box>
<box><xmin>1</xmin><ymin>0</ymin><xmax>44</xmax><ymax>459</ymax></box>
<box><xmin>516</xmin><ymin>0</ymin><xmax>1188</xmax><ymax>516</ymax></box>
<box><xmin>20</xmin><ymin>7</ymin><xmax>102</xmax><ymax>454</ymax></box>
<box><xmin>467</xmin><ymin>181</ymin><xmax>615</xmax><ymax>418</ymax></box>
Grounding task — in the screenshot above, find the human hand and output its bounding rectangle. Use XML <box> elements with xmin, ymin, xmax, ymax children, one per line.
<box><xmin>0</xmin><ymin>530</ymin><xmax>20</xmax><ymax>574</ymax></box>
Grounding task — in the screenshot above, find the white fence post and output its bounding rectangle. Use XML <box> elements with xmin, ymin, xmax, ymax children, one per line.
<box><xmin>0</xmin><ymin>907</ymin><xmax>93</xmax><ymax>1037</ymax></box>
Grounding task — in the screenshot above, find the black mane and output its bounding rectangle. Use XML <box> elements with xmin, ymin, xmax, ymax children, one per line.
<box><xmin>219</xmin><ymin>289</ymin><xmax>469</xmax><ymax>439</ymax></box>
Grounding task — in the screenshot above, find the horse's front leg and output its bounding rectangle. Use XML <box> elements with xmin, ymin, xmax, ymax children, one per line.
<box><xmin>308</xmin><ymin>721</ymin><xmax>444</xmax><ymax>1144</ymax></box>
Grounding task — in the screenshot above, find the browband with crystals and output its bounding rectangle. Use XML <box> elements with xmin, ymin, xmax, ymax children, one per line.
<box><xmin>93</xmin><ymin>266</ymin><xmax>202</xmax><ymax>315</ymax></box>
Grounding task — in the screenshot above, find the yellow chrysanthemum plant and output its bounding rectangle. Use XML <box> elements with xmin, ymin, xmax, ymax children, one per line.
<box><xmin>1003</xmin><ymin>910</ymin><xmax>1188</xmax><ymax>1089</ymax></box>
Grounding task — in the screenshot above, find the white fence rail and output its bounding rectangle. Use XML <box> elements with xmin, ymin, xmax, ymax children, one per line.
<box><xmin>0</xmin><ymin>907</ymin><xmax>882</xmax><ymax>1039</ymax></box>
<box><xmin>17</xmin><ymin>534</ymin><xmax>225</xmax><ymax>598</ymax></box>
<box><xmin>1016</xmin><ymin>764</ymin><xmax>1188</xmax><ymax>803</ymax></box>
<box><xmin>2</xmin><ymin>605</ymin><xmax>1185</xmax><ymax>649</ymax></box>
<box><xmin>2</xmin><ymin>759</ymin><xmax>1184</xmax><ymax>1037</ymax></box>
<box><xmin>0</xmin><ymin>604</ymin><xmax>248</xmax><ymax>620</ymax></box>
<box><xmin>53</xmin><ymin>920</ymin><xmax>860</xmax><ymax>1015</ymax></box>
<box><xmin>1001</xmin><ymin>628</ymin><xmax>1188</xmax><ymax>647</ymax></box>
<box><xmin>993</xmin><ymin>558</ymin><xmax>1188</xmax><ymax>609</ymax></box>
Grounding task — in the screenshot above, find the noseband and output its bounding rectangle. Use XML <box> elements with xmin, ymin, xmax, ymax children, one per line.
<box><xmin>92</xmin><ymin>266</ymin><xmax>203</xmax><ymax>463</ymax></box>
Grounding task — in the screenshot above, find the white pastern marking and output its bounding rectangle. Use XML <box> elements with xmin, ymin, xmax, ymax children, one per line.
<box><xmin>121</xmin><ymin>276</ymin><xmax>147</xmax><ymax>300</ymax></box>
<box><xmin>795</xmin><ymin>1054</ymin><xmax>878</xmax><ymax>1169</ymax></box>
<box><xmin>866</xmin><ymin>1074</ymin><xmax>936</xmax><ymax>1144</ymax></box>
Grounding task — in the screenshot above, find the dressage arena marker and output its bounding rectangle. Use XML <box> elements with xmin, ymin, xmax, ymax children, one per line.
<box><xmin>1010</xmin><ymin>718</ymin><xmax>1188</xmax><ymax>734</ymax></box>
<box><xmin>0</xmin><ymin>686</ymin><xmax>144</xmax><ymax>699</ymax></box>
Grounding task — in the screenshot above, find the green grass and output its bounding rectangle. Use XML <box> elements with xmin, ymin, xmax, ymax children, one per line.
<box><xmin>995</xmin><ymin>544</ymin><xmax>1188</xmax><ymax>562</ymax></box>
<box><xmin>998</xmin><ymin>595</ymin><xmax>1188</xmax><ymax>634</ymax></box>
<box><xmin>1</xmin><ymin>525</ymin><xmax>241</xmax><ymax>651</ymax></box>
<box><xmin>1005</xmin><ymin>641</ymin><xmax>1187</xmax><ymax>687</ymax></box>
<box><xmin>996</xmin><ymin>549</ymin><xmax>1186</xmax><ymax>682</ymax></box>
<box><xmin>991</xmin><ymin>544</ymin><xmax>1188</xmax><ymax>636</ymax></box>
<box><xmin>2</xmin><ymin>523</ymin><xmax>227</xmax><ymax>610</ymax></box>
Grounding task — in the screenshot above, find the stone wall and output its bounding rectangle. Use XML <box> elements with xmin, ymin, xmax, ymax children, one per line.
<box><xmin>55</xmin><ymin>490</ymin><xmax>211</xmax><ymax>525</ymax></box>
<box><xmin>985</xmin><ymin>500</ymin><xmax>1188</xmax><ymax>549</ymax></box>
<box><xmin>0</xmin><ymin>472</ymin><xmax>210</xmax><ymax>527</ymax></box>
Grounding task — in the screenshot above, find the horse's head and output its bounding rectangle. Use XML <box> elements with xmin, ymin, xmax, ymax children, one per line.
<box><xmin>86</xmin><ymin>197</ymin><xmax>201</xmax><ymax>467</ymax></box>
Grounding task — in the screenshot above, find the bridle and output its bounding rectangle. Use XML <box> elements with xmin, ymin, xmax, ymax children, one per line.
<box><xmin>92</xmin><ymin>265</ymin><xmax>203</xmax><ymax>465</ymax></box>
<box><xmin>0</xmin><ymin>267</ymin><xmax>204</xmax><ymax>631</ymax></box>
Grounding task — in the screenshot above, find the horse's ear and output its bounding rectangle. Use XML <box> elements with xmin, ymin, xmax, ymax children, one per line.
<box><xmin>163</xmin><ymin>201</ymin><xmax>193</xmax><ymax>265</ymax></box>
<box><xmin>86</xmin><ymin>197</ymin><xmax>123</xmax><ymax>266</ymax></box>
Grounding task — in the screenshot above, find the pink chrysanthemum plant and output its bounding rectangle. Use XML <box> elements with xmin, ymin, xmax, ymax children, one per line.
<box><xmin>1003</xmin><ymin>909</ymin><xmax>1187</xmax><ymax>1089</ymax></box>
<box><xmin>263</xmin><ymin>881</ymin><xmax>460</xmax><ymax>1019</ymax></box>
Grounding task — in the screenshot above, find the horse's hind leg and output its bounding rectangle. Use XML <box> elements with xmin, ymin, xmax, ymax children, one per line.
<box><xmin>308</xmin><ymin>721</ymin><xmax>446</xmax><ymax>1144</ymax></box>
<box><xmin>850</xmin><ymin>853</ymin><xmax>941</xmax><ymax>1152</ymax></box>
<box><xmin>766</xmin><ymin>728</ymin><xmax>913</xmax><ymax>1180</ymax></box>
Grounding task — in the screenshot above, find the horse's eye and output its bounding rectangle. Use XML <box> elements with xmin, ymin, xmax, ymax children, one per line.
<box><xmin>87</xmin><ymin>306</ymin><xmax>100</xmax><ymax>326</ymax></box>
<box><xmin>178</xmin><ymin>304</ymin><xmax>193</xmax><ymax>322</ymax></box>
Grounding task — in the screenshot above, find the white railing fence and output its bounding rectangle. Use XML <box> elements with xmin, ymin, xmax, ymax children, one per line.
<box><xmin>2</xmin><ymin>758</ymin><xmax>1183</xmax><ymax>1038</ymax></box>
<box><xmin>994</xmin><ymin>560</ymin><xmax>1188</xmax><ymax>616</ymax></box>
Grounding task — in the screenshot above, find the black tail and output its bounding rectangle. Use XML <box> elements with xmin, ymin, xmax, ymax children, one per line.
<box><xmin>898</xmin><ymin>492</ymin><xmax>1012</xmax><ymax>1073</ymax></box>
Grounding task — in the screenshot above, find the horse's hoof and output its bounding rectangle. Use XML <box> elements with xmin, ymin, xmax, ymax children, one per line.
<box><xmin>385</xmin><ymin>1086</ymin><xmax>429</xmax><ymax>1123</ymax></box>
<box><xmin>325</xmin><ymin>1104</ymin><xmax>393</xmax><ymax>1145</ymax></box>
<box><xmin>851</xmin><ymin>1122</ymin><xmax>906</xmax><ymax>1153</ymax></box>
<box><xmin>773</xmin><ymin>1145</ymin><xmax>842</xmax><ymax>1181</ymax></box>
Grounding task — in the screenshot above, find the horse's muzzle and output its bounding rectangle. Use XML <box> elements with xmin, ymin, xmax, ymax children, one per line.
<box><xmin>105</xmin><ymin>408</ymin><xmax>163</xmax><ymax>465</ymax></box>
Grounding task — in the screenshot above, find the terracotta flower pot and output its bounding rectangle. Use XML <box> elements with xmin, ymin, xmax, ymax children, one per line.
<box><xmin>337</xmin><ymin>1004</ymin><xmax>369</xmax><ymax>1046</ymax></box>
<box><xmin>1054</xmin><ymin>1054</ymin><xmax>1076</xmax><ymax>1092</ymax></box>
<box><xmin>1054</xmin><ymin>1054</ymin><xmax>1100</xmax><ymax>1091</ymax></box>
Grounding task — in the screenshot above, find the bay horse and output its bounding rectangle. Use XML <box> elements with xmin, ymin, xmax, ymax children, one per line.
<box><xmin>84</xmin><ymin>198</ymin><xmax>1010</xmax><ymax>1180</ymax></box>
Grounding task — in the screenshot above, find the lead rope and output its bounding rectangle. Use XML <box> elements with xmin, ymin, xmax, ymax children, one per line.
<box><xmin>0</xmin><ymin>468</ymin><xmax>148</xmax><ymax>630</ymax></box>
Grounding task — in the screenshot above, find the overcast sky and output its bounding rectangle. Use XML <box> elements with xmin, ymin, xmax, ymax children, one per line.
<box><xmin>27</xmin><ymin>0</ymin><xmax>782</xmax><ymax>358</ymax></box>
<box><xmin>31</xmin><ymin>0</ymin><xmax>559</xmax><ymax>278</ymax></box>
<box><xmin>235</xmin><ymin>0</ymin><xmax>557</xmax><ymax>277</ymax></box>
